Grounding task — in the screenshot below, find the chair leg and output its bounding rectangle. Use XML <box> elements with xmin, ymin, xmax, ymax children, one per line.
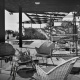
<box><xmin>56</xmin><ymin>57</ymin><xmax>59</xmax><ymax>60</ymax></box>
<box><xmin>46</xmin><ymin>58</ymin><xmax>48</xmax><ymax>67</ymax></box>
<box><xmin>0</xmin><ymin>60</ymin><xmax>2</xmax><ymax>74</ymax></box>
<box><xmin>12</xmin><ymin>72</ymin><xmax>16</xmax><ymax>80</ymax></box>
<box><xmin>1</xmin><ymin>60</ymin><xmax>2</xmax><ymax>68</ymax></box>
<box><xmin>50</xmin><ymin>57</ymin><xmax>54</xmax><ymax>65</ymax></box>
<box><xmin>42</xmin><ymin>57</ymin><xmax>44</xmax><ymax>63</ymax></box>
<box><xmin>12</xmin><ymin>65</ymin><xmax>17</xmax><ymax>80</ymax></box>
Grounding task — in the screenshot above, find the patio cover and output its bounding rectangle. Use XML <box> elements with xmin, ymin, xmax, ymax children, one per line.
<box><xmin>4</xmin><ymin>0</ymin><xmax>79</xmax><ymax>48</ymax></box>
<box><xmin>22</xmin><ymin>13</ymin><xmax>66</xmax><ymax>24</ymax></box>
<box><xmin>5</xmin><ymin>0</ymin><xmax>80</xmax><ymax>12</ymax></box>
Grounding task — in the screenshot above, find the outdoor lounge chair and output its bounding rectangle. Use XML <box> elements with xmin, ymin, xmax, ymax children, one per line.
<box><xmin>7</xmin><ymin>48</ymin><xmax>38</xmax><ymax>80</ymax></box>
<box><xmin>35</xmin><ymin>41</ymin><xmax>56</xmax><ymax>66</ymax></box>
<box><xmin>34</xmin><ymin>57</ymin><xmax>79</xmax><ymax>80</ymax></box>
<box><xmin>35</xmin><ymin>47</ymin><xmax>55</xmax><ymax>66</ymax></box>
<box><xmin>0</xmin><ymin>43</ymin><xmax>15</xmax><ymax>71</ymax></box>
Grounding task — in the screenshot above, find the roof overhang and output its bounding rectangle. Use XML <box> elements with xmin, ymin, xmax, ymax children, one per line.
<box><xmin>5</xmin><ymin>0</ymin><xmax>80</xmax><ymax>13</ymax></box>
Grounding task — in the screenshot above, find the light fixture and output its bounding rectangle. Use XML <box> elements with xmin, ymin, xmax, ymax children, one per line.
<box><xmin>35</xmin><ymin>2</ymin><xmax>40</xmax><ymax>5</ymax></box>
<box><xmin>9</xmin><ymin>12</ymin><xmax>13</xmax><ymax>15</ymax></box>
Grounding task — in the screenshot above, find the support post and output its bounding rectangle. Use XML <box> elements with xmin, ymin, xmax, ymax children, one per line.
<box><xmin>19</xmin><ymin>6</ymin><xmax>22</xmax><ymax>47</ymax></box>
<box><xmin>50</xmin><ymin>15</ymin><xmax>51</xmax><ymax>40</ymax></box>
<box><xmin>40</xmin><ymin>24</ymin><xmax>41</xmax><ymax>29</ymax></box>
<box><xmin>0</xmin><ymin>0</ymin><xmax>5</xmax><ymax>42</ymax></box>
<box><xmin>73</xmin><ymin>12</ymin><xmax>78</xmax><ymax>56</ymax></box>
<box><xmin>31</xmin><ymin>21</ymin><xmax>32</xmax><ymax>40</ymax></box>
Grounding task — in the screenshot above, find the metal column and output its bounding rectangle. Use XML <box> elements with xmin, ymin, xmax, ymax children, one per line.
<box><xmin>73</xmin><ymin>12</ymin><xmax>78</xmax><ymax>55</ymax></box>
<box><xmin>19</xmin><ymin>6</ymin><xmax>22</xmax><ymax>47</ymax></box>
<box><xmin>0</xmin><ymin>0</ymin><xmax>5</xmax><ymax>42</ymax></box>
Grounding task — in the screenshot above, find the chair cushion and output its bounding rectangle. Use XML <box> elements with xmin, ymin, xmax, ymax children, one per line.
<box><xmin>36</xmin><ymin>53</ymin><xmax>50</xmax><ymax>57</ymax></box>
<box><xmin>0</xmin><ymin>43</ymin><xmax>15</xmax><ymax>57</ymax></box>
<box><xmin>36</xmin><ymin>41</ymin><xmax>55</xmax><ymax>55</ymax></box>
<box><xmin>17</xmin><ymin>67</ymin><xmax>36</xmax><ymax>78</ymax></box>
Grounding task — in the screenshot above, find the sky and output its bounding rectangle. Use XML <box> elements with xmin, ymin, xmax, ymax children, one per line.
<box><xmin>5</xmin><ymin>10</ymin><xmax>48</xmax><ymax>31</ymax></box>
<box><xmin>5</xmin><ymin>10</ymin><xmax>80</xmax><ymax>31</ymax></box>
<box><xmin>5</xmin><ymin>10</ymin><xmax>29</xmax><ymax>31</ymax></box>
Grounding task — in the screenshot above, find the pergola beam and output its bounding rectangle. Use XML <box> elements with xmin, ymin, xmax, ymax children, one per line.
<box><xmin>25</xmin><ymin>13</ymin><xmax>36</xmax><ymax>24</ymax></box>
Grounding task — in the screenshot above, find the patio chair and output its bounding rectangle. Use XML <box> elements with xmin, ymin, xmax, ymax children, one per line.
<box><xmin>35</xmin><ymin>41</ymin><xmax>56</xmax><ymax>66</ymax></box>
<box><xmin>34</xmin><ymin>57</ymin><xmax>79</xmax><ymax>80</ymax></box>
<box><xmin>35</xmin><ymin>47</ymin><xmax>55</xmax><ymax>66</ymax></box>
<box><xmin>0</xmin><ymin>43</ymin><xmax>15</xmax><ymax>71</ymax></box>
<box><xmin>7</xmin><ymin>48</ymin><xmax>39</xmax><ymax>80</ymax></box>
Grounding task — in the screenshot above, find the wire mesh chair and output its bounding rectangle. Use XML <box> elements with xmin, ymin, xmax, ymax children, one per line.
<box><xmin>8</xmin><ymin>48</ymin><xmax>38</xmax><ymax>80</ymax></box>
<box><xmin>35</xmin><ymin>41</ymin><xmax>58</xmax><ymax>66</ymax></box>
<box><xmin>0</xmin><ymin>43</ymin><xmax>15</xmax><ymax>71</ymax></box>
<box><xmin>34</xmin><ymin>57</ymin><xmax>79</xmax><ymax>80</ymax></box>
<box><xmin>35</xmin><ymin>47</ymin><xmax>55</xmax><ymax>66</ymax></box>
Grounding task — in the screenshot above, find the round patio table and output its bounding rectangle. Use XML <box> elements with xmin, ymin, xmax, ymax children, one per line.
<box><xmin>17</xmin><ymin>66</ymin><xmax>36</xmax><ymax>78</ymax></box>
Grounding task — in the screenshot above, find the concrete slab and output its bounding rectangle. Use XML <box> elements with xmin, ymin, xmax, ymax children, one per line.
<box><xmin>67</xmin><ymin>74</ymin><xmax>80</xmax><ymax>80</ymax></box>
<box><xmin>0</xmin><ymin>74</ymin><xmax>30</xmax><ymax>80</ymax></box>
